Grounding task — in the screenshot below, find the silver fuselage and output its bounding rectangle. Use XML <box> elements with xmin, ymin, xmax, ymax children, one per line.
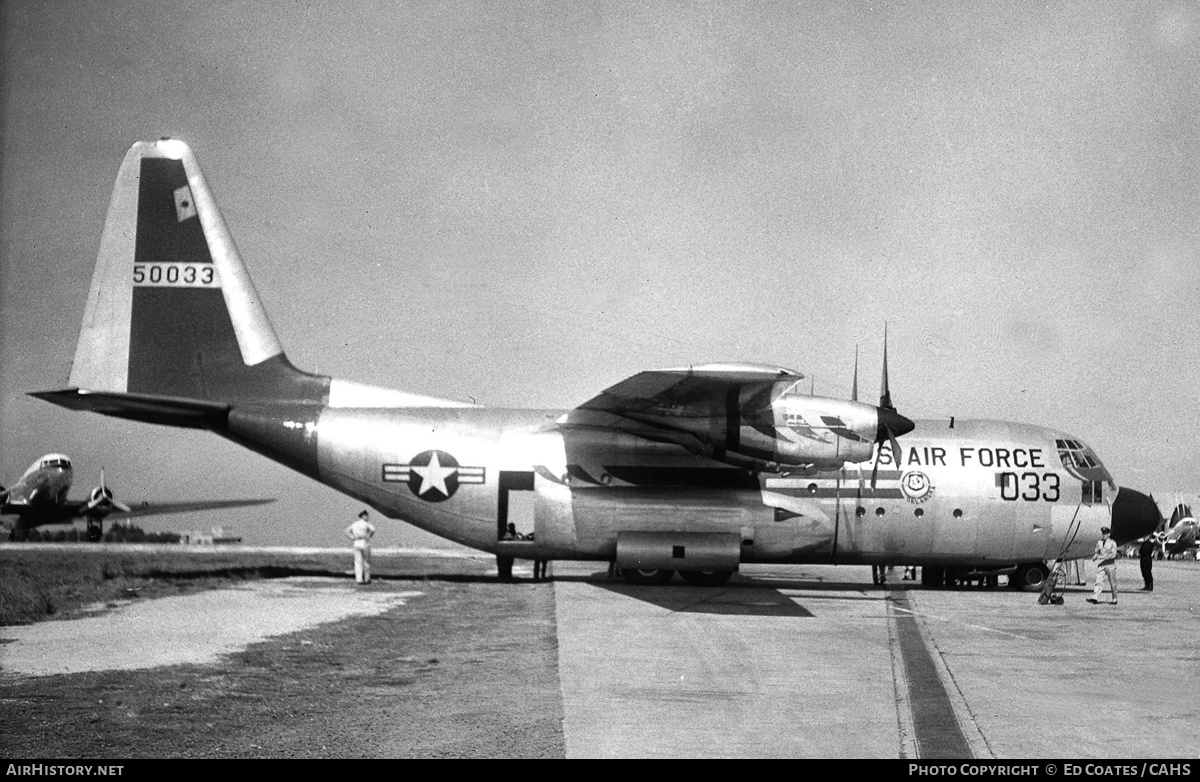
<box><xmin>227</xmin><ymin>407</ymin><xmax>1112</xmax><ymax>566</ymax></box>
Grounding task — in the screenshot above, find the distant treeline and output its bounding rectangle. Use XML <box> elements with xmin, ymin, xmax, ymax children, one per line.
<box><xmin>11</xmin><ymin>525</ymin><xmax>181</xmax><ymax>544</ymax></box>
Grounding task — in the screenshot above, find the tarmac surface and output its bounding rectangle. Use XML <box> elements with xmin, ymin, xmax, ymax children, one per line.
<box><xmin>2</xmin><ymin>546</ymin><xmax>1197</xmax><ymax>758</ymax></box>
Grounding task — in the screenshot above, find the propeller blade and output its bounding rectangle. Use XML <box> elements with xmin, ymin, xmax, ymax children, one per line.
<box><xmin>851</xmin><ymin>345</ymin><xmax>859</xmax><ymax>402</ymax></box>
<box><xmin>879</xmin><ymin>323</ymin><xmax>893</xmax><ymax>411</ymax></box>
<box><xmin>887</xmin><ymin>428</ymin><xmax>903</xmax><ymax>472</ymax></box>
<box><xmin>869</xmin><ymin>326</ymin><xmax>914</xmax><ymax>488</ymax></box>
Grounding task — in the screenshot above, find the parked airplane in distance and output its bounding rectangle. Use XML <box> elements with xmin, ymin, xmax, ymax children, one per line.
<box><xmin>1</xmin><ymin>452</ymin><xmax>275</xmax><ymax>541</ymax></box>
<box><xmin>32</xmin><ymin>139</ymin><xmax>1161</xmax><ymax>586</ymax></box>
<box><xmin>1159</xmin><ymin>497</ymin><xmax>1197</xmax><ymax>558</ymax></box>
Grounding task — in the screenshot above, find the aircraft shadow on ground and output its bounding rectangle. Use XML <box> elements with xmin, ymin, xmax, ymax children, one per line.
<box><xmin>577</xmin><ymin>571</ymin><xmax>907</xmax><ymax>617</ymax></box>
<box><xmin>589</xmin><ymin>580</ymin><xmax>816</xmax><ymax>617</ymax></box>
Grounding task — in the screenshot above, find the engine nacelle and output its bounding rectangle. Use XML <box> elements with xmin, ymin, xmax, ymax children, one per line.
<box><xmin>630</xmin><ymin>384</ymin><xmax>895</xmax><ymax>470</ymax></box>
<box><xmin>85</xmin><ymin>479</ymin><xmax>128</xmax><ymax>514</ymax></box>
<box><xmin>89</xmin><ymin>485</ymin><xmax>113</xmax><ymax>504</ymax></box>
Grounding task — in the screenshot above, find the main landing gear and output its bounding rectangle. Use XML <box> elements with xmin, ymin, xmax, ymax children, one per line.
<box><xmin>1008</xmin><ymin>562</ymin><xmax>1050</xmax><ymax>592</ymax></box>
<box><xmin>919</xmin><ymin>562</ymin><xmax>1048</xmax><ymax>592</ymax></box>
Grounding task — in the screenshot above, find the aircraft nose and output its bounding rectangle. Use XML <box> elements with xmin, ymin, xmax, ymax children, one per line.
<box><xmin>878</xmin><ymin>406</ymin><xmax>916</xmax><ymax>439</ymax></box>
<box><xmin>1110</xmin><ymin>486</ymin><xmax>1162</xmax><ymax>545</ymax></box>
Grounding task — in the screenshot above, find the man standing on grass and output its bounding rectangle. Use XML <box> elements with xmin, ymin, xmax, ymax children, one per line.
<box><xmin>345</xmin><ymin>509</ymin><xmax>377</xmax><ymax>585</ymax></box>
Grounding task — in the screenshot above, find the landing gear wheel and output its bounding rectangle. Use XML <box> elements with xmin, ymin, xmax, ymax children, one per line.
<box><xmin>621</xmin><ymin>568</ymin><xmax>675</xmax><ymax>585</ymax></box>
<box><xmin>921</xmin><ymin>566</ymin><xmax>945</xmax><ymax>588</ymax></box>
<box><xmin>87</xmin><ymin>521</ymin><xmax>103</xmax><ymax>543</ymax></box>
<box><xmin>678</xmin><ymin>570</ymin><xmax>732</xmax><ymax>586</ymax></box>
<box><xmin>1009</xmin><ymin>562</ymin><xmax>1050</xmax><ymax>592</ymax></box>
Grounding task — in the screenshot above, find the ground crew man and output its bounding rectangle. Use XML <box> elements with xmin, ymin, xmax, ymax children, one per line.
<box><xmin>1138</xmin><ymin>535</ymin><xmax>1155</xmax><ymax>591</ymax></box>
<box><xmin>345</xmin><ymin>509</ymin><xmax>377</xmax><ymax>585</ymax></box>
<box><xmin>1087</xmin><ymin>526</ymin><xmax>1118</xmax><ymax>604</ymax></box>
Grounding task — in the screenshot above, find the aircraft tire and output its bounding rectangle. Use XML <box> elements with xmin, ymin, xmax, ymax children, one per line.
<box><xmin>1009</xmin><ymin>562</ymin><xmax>1049</xmax><ymax>592</ymax></box>
<box><xmin>678</xmin><ymin>570</ymin><xmax>732</xmax><ymax>587</ymax></box>
<box><xmin>921</xmin><ymin>566</ymin><xmax>945</xmax><ymax>588</ymax></box>
<box><xmin>621</xmin><ymin>568</ymin><xmax>675</xmax><ymax>586</ymax></box>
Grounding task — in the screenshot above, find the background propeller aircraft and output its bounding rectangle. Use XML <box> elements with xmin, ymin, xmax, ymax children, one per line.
<box><xmin>1</xmin><ymin>452</ymin><xmax>275</xmax><ymax>541</ymax></box>
<box><xmin>1157</xmin><ymin>498</ymin><xmax>1198</xmax><ymax>558</ymax></box>
<box><xmin>32</xmin><ymin>139</ymin><xmax>1162</xmax><ymax>585</ymax></box>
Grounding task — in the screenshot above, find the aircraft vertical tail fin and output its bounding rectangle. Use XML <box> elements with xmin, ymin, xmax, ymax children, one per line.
<box><xmin>47</xmin><ymin>139</ymin><xmax>329</xmax><ymax>419</ymax></box>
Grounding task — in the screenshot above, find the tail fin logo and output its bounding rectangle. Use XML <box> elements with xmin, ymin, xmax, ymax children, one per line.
<box><xmin>173</xmin><ymin>185</ymin><xmax>197</xmax><ymax>222</ymax></box>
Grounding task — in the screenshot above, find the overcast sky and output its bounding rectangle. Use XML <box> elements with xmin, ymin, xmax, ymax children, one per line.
<box><xmin>2</xmin><ymin>1</ymin><xmax>1198</xmax><ymax>547</ymax></box>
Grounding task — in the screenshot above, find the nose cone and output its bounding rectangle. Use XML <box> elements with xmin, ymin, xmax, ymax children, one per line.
<box><xmin>1110</xmin><ymin>487</ymin><xmax>1162</xmax><ymax>545</ymax></box>
<box><xmin>878</xmin><ymin>406</ymin><xmax>916</xmax><ymax>439</ymax></box>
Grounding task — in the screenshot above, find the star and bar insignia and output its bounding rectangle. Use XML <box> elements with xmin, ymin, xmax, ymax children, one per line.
<box><xmin>382</xmin><ymin>450</ymin><xmax>485</xmax><ymax>502</ymax></box>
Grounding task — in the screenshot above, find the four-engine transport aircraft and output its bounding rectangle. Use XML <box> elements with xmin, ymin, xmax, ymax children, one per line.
<box><xmin>32</xmin><ymin>139</ymin><xmax>1161</xmax><ymax>587</ymax></box>
<box><xmin>1159</xmin><ymin>498</ymin><xmax>1197</xmax><ymax>558</ymax></box>
<box><xmin>1</xmin><ymin>452</ymin><xmax>275</xmax><ymax>541</ymax></box>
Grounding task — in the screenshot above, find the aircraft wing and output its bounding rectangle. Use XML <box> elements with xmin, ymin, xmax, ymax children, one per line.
<box><xmin>555</xmin><ymin>365</ymin><xmax>803</xmax><ymax>467</ymax></box>
<box><xmin>0</xmin><ymin>499</ymin><xmax>90</xmax><ymax>522</ymax></box>
<box><xmin>559</xmin><ymin>366</ymin><xmax>796</xmax><ymax>449</ymax></box>
<box><xmin>1</xmin><ymin>498</ymin><xmax>274</xmax><ymax>522</ymax></box>
<box><xmin>117</xmin><ymin>498</ymin><xmax>276</xmax><ymax>520</ymax></box>
<box><xmin>563</xmin><ymin>365</ymin><xmax>798</xmax><ymax>424</ymax></box>
<box><xmin>556</xmin><ymin>364</ymin><xmax>903</xmax><ymax>471</ymax></box>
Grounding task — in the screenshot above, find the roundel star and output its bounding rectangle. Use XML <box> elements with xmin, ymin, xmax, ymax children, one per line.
<box><xmin>408</xmin><ymin>450</ymin><xmax>461</xmax><ymax>502</ymax></box>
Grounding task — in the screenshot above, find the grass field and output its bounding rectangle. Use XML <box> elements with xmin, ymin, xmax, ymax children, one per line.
<box><xmin>0</xmin><ymin>544</ymin><xmax>492</xmax><ymax>626</ymax></box>
<box><xmin>0</xmin><ymin>543</ymin><xmax>564</xmax><ymax>758</ymax></box>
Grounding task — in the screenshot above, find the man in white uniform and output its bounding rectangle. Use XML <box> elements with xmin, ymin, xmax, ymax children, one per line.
<box><xmin>1087</xmin><ymin>526</ymin><xmax>1118</xmax><ymax>605</ymax></box>
<box><xmin>345</xmin><ymin>510</ymin><xmax>377</xmax><ymax>585</ymax></box>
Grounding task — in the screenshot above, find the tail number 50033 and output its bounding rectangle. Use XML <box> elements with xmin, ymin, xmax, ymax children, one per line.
<box><xmin>133</xmin><ymin>263</ymin><xmax>218</xmax><ymax>287</ymax></box>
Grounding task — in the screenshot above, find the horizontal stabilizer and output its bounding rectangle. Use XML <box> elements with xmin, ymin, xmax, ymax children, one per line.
<box><xmin>29</xmin><ymin>388</ymin><xmax>230</xmax><ymax>429</ymax></box>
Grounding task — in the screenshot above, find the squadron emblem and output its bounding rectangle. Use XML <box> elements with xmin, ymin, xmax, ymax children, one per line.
<box><xmin>382</xmin><ymin>450</ymin><xmax>485</xmax><ymax>502</ymax></box>
<box><xmin>899</xmin><ymin>470</ymin><xmax>934</xmax><ymax>504</ymax></box>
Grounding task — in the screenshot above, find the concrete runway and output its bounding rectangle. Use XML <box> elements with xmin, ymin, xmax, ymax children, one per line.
<box><xmin>550</xmin><ymin>560</ymin><xmax>1199</xmax><ymax>758</ymax></box>
<box><xmin>3</xmin><ymin>546</ymin><xmax>1196</xmax><ymax>758</ymax></box>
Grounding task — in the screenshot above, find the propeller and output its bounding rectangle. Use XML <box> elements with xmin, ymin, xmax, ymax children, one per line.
<box><xmin>86</xmin><ymin>468</ymin><xmax>131</xmax><ymax>514</ymax></box>
<box><xmin>870</xmin><ymin>325</ymin><xmax>915</xmax><ymax>489</ymax></box>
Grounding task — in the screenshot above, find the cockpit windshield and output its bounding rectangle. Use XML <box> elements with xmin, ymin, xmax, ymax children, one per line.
<box><xmin>1056</xmin><ymin>438</ymin><xmax>1114</xmax><ymax>503</ymax></box>
<box><xmin>38</xmin><ymin>457</ymin><xmax>72</xmax><ymax>470</ymax></box>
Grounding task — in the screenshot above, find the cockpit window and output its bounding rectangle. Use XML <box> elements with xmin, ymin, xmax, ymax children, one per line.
<box><xmin>1056</xmin><ymin>438</ymin><xmax>1114</xmax><ymax>496</ymax></box>
<box><xmin>1055</xmin><ymin>440</ymin><xmax>1098</xmax><ymax>469</ymax></box>
<box><xmin>40</xmin><ymin>458</ymin><xmax>72</xmax><ymax>469</ymax></box>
